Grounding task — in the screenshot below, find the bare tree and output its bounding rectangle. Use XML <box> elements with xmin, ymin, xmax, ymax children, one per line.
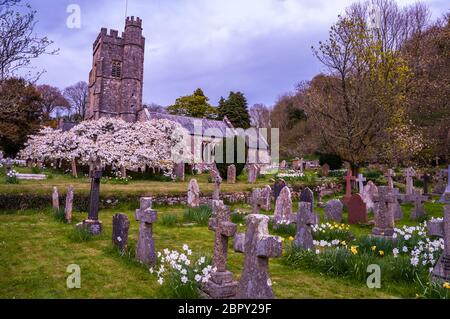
<box><xmin>0</xmin><ymin>0</ymin><xmax>58</xmax><ymax>80</ymax></box>
<box><xmin>249</xmin><ymin>103</ymin><xmax>271</xmax><ymax>128</ymax></box>
<box><xmin>144</xmin><ymin>102</ymin><xmax>167</xmax><ymax>114</ymax></box>
<box><xmin>36</xmin><ymin>84</ymin><xmax>69</xmax><ymax>119</ymax></box>
<box><xmin>64</xmin><ymin>81</ymin><xmax>88</xmax><ymax>121</ymax></box>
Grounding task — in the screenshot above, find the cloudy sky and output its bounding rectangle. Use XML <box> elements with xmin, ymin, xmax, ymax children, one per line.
<box><xmin>28</xmin><ymin>0</ymin><xmax>448</xmax><ymax>107</ymax></box>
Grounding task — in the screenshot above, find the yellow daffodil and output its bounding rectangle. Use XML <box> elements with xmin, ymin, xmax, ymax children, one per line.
<box><xmin>443</xmin><ymin>282</ymin><xmax>450</xmax><ymax>289</ymax></box>
<box><xmin>351</xmin><ymin>246</ymin><xmax>358</xmax><ymax>255</ymax></box>
<box><xmin>371</xmin><ymin>246</ymin><xmax>377</xmax><ymax>251</ymax></box>
<box><xmin>288</xmin><ymin>236</ymin><xmax>294</xmax><ymax>241</ymax></box>
<box><xmin>341</xmin><ymin>241</ymin><xmax>347</xmax><ymax>246</ymax></box>
<box><xmin>379</xmin><ymin>250</ymin><xmax>385</xmax><ymax>256</ymax></box>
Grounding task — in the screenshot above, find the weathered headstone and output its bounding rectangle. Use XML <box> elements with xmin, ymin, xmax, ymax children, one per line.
<box><xmin>273</xmin><ymin>179</ymin><xmax>286</xmax><ymax>202</ymax></box>
<box><xmin>428</xmin><ymin>205</ymin><xmax>450</xmax><ymax>283</ymax></box>
<box><xmin>211</xmin><ymin>170</ymin><xmax>222</xmax><ymax>201</ymax></box>
<box><xmin>343</xmin><ymin>169</ymin><xmax>356</xmax><ymax>204</ymax></box>
<box><xmin>390</xmin><ymin>188</ymin><xmax>403</xmax><ymax>220</ymax></box>
<box><xmin>438</xmin><ymin>166</ymin><xmax>450</xmax><ymax>204</ymax></box>
<box><xmin>434</xmin><ymin>169</ymin><xmax>446</xmax><ymax>195</ymax></box>
<box><xmin>299</xmin><ymin>187</ymin><xmax>314</xmax><ymax>207</ymax></box>
<box><xmin>405</xmin><ymin>167</ymin><xmax>416</xmax><ymax>196</ymax></box>
<box><xmin>52</xmin><ymin>187</ymin><xmax>59</xmax><ymax>212</ymax></box>
<box><xmin>372</xmin><ymin>186</ymin><xmax>395</xmax><ymax>238</ymax></box>
<box><xmin>112</xmin><ymin>213</ymin><xmax>130</xmax><ymax>252</ymax></box>
<box><xmin>411</xmin><ymin>189</ymin><xmax>426</xmax><ymax>221</ymax></box>
<box><xmin>280</xmin><ymin>160</ymin><xmax>287</xmax><ymax>169</ymax></box>
<box><xmin>362</xmin><ymin>181</ymin><xmax>378</xmax><ymax>212</ymax></box>
<box><xmin>321</xmin><ymin>163</ymin><xmax>330</xmax><ymax>177</ymax></box>
<box><xmin>356</xmin><ymin>173</ymin><xmax>366</xmax><ymax>194</ymax></box>
<box><xmin>293</xmin><ymin>202</ymin><xmax>315</xmax><ymax>250</ymax></box>
<box><xmin>202</xmin><ymin>200</ymin><xmax>238</xmax><ymax>299</ymax></box>
<box><xmin>273</xmin><ymin>186</ymin><xmax>294</xmax><ymax>224</ymax></box>
<box><xmin>227</xmin><ymin>165</ymin><xmax>236</xmax><ymax>184</ymax></box>
<box><xmin>233</xmin><ymin>214</ymin><xmax>283</xmax><ymax>299</ymax></box>
<box><xmin>135</xmin><ymin>197</ymin><xmax>157</xmax><ymax>266</ymax></box>
<box><xmin>174</xmin><ymin>162</ymin><xmax>185</xmax><ymax>181</ymax></box>
<box><xmin>348</xmin><ymin>194</ymin><xmax>367</xmax><ymax>224</ymax></box>
<box><xmin>247</xmin><ymin>164</ymin><xmax>257</xmax><ymax>183</ymax></box>
<box><xmin>65</xmin><ymin>185</ymin><xmax>74</xmax><ymax>223</ymax></box>
<box><xmin>421</xmin><ymin>173</ymin><xmax>431</xmax><ymax>197</ymax></box>
<box><xmin>325</xmin><ymin>199</ymin><xmax>343</xmax><ymax>223</ymax></box>
<box><xmin>384</xmin><ymin>169</ymin><xmax>395</xmax><ymax>189</ymax></box>
<box><xmin>260</xmin><ymin>185</ymin><xmax>272</xmax><ymax>211</ymax></box>
<box><xmin>187</xmin><ymin>178</ymin><xmax>200</xmax><ymax>207</ymax></box>
<box><xmin>292</xmin><ymin>158</ymin><xmax>302</xmax><ymax>171</ymax></box>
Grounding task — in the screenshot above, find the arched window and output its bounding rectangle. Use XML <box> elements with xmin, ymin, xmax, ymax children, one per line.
<box><xmin>111</xmin><ymin>61</ymin><xmax>122</xmax><ymax>78</ymax></box>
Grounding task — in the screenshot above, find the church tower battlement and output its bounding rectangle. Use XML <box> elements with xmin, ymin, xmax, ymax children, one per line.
<box><xmin>86</xmin><ymin>17</ymin><xmax>145</xmax><ymax>122</ymax></box>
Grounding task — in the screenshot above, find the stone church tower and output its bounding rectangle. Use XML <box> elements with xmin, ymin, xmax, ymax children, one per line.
<box><xmin>86</xmin><ymin>16</ymin><xmax>145</xmax><ymax>122</ymax></box>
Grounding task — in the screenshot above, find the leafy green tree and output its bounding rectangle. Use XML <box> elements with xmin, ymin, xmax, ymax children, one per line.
<box><xmin>167</xmin><ymin>88</ymin><xmax>217</xmax><ymax>118</ymax></box>
<box><xmin>0</xmin><ymin>78</ymin><xmax>42</xmax><ymax>155</ymax></box>
<box><xmin>217</xmin><ymin>91</ymin><xmax>251</xmax><ymax>129</ymax></box>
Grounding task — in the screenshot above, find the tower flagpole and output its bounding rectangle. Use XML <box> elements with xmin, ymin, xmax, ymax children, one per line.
<box><xmin>125</xmin><ymin>0</ymin><xmax>129</xmax><ymax>19</ymax></box>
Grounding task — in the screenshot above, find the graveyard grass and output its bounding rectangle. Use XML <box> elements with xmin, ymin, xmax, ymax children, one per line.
<box><xmin>0</xmin><ymin>168</ymin><xmax>447</xmax><ymax>299</ymax></box>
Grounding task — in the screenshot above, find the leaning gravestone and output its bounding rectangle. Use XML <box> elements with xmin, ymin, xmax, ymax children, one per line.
<box><xmin>411</xmin><ymin>189</ymin><xmax>426</xmax><ymax>221</ymax></box>
<box><xmin>227</xmin><ymin>165</ymin><xmax>236</xmax><ymax>184</ymax></box>
<box><xmin>348</xmin><ymin>194</ymin><xmax>367</xmax><ymax>224</ymax></box>
<box><xmin>187</xmin><ymin>179</ymin><xmax>200</xmax><ymax>208</ymax></box>
<box><xmin>273</xmin><ymin>186</ymin><xmax>294</xmax><ymax>225</ymax></box>
<box><xmin>202</xmin><ymin>200</ymin><xmax>238</xmax><ymax>299</ymax></box>
<box><xmin>112</xmin><ymin>213</ymin><xmax>130</xmax><ymax>252</ymax></box>
<box><xmin>273</xmin><ymin>179</ymin><xmax>286</xmax><ymax>202</ymax></box>
<box><xmin>325</xmin><ymin>199</ymin><xmax>343</xmax><ymax>223</ymax></box>
<box><xmin>233</xmin><ymin>214</ymin><xmax>283</xmax><ymax>299</ymax></box>
<box><xmin>293</xmin><ymin>202</ymin><xmax>315</xmax><ymax>250</ymax></box>
<box><xmin>427</xmin><ymin>205</ymin><xmax>450</xmax><ymax>283</ymax></box>
<box><xmin>65</xmin><ymin>185</ymin><xmax>74</xmax><ymax>223</ymax></box>
<box><xmin>135</xmin><ymin>197</ymin><xmax>157</xmax><ymax>266</ymax></box>
<box><xmin>372</xmin><ymin>186</ymin><xmax>395</xmax><ymax>239</ymax></box>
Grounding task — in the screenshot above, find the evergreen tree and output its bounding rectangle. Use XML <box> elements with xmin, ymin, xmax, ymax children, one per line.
<box><xmin>217</xmin><ymin>91</ymin><xmax>251</xmax><ymax>129</ymax></box>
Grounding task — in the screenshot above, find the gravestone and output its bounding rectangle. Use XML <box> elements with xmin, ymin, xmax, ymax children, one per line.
<box><xmin>362</xmin><ymin>181</ymin><xmax>378</xmax><ymax>212</ymax></box>
<box><xmin>421</xmin><ymin>173</ymin><xmax>431</xmax><ymax>197</ymax></box>
<box><xmin>384</xmin><ymin>169</ymin><xmax>395</xmax><ymax>189</ymax></box>
<box><xmin>434</xmin><ymin>169</ymin><xmax>446</xmax><ymax>195</ymax></box>
<box><xmin>76</xmin><ymin>157</ymin><xmax>103</xmax><ymax>234</ymax></box>
<box><xmin>65</xmin><ymin>185</ymin><xmax>74</xmax><ymax>223</ymax></box>
<box><xmin>391</xmin><ymin>188</ymin><xmax>403</xmax><ymax>220</ymax></box>
<box><xmin>112</xmin><ymin>213</ymin><xmax>130</xmax><ymax>252</ymax></box>
<box><xmin>260</xmin><ymin>185</ymin><xmax>272</xmax><ymax>211</ymax></box>
<box><xmin>321</xmin><ymin>163</ymin><xmax>330</xmax><ymax>177</ymax></box>
<box><xmin>233</xmin><ymin>214</ymin><xmax>283</xmax><ymax>299</ymax></box>
<box><xmin>325</xmin><ymin>199</ymin><xmax>343</xmax><ymax>223</ymax></box>
<box><xmin>273</xmin><ymin>186</ymin><xmax>294</xmax><ymax>224</ymax></box>
<box><xmin>135</xmin><ymin>197</ymin><xmax>157</xmax><ymax>266</ymax></box>
<box><xmin>438</xmin><ymin>166</ymin><xmax>450</xmax><ymax>204</ymax></box>
<box><xmin>52</xmin><ymin>187</ymin><xmax>59</xmax><ymax>212</ymax></box>
<box><xmin>187</xmin><ymin>179</ymin><xmax>200</xmax><ymax>207</ymax></box>
<box><xmin>227</xmin><ymin>165</ymin><xmax>236</xmax><ymax>184</ymax></box>
<box><xmin>356</xmin><ymin>173</ymin><xmax>366</xmax><ymax>194</ymax></box>
<box><xmin>174</xmin><ymin>162</ymin><xmax>185</xmax><ymax>181</ymax></box>
<box><xmin>405</xmin><ymin>167</ymin><xmax>416</xmax><ymax>196</ymax></box>
<box><xmin>273</xmin><ymin>179</ymin><xmax>286</xmax><ymax>202</ymax></box>
<box><xmin>427</xmin><ymin>205</ymin><xmax>450</xmax><ymax>283</ymax></box>
<box><xmin>280</xmin><ymin>160</ymin><xmax>287</xmax><ymax>169</ymax></box>
<box><xmin>292</xmin><ymin>158</ymin><xmax>302</xmax><ymax>171</ymax></box>
<box><xmin>4</xmin><ymin>158</ymin><xmax>12</xmax><ymax>175</ymax></box>
<box><xmin>293</xmin><ymin>202</ymin><xmax>315</xmax><ymax>250</ymax></box>
<box><xmin>372</xmin><ymin>186</ymin><xmax>395</xmax><ymax>238</ymax></box>
<box><xmin>247</xmin><ymin>164</ymin><xmax>258</xmax><ymax>183</ymax></box>
<box><xmin>343</xmin><ymin>169</ymin><xmax>356</xmax><ymax>204</ymax></box>
<box><xmin>411</xmin><ymin>189</ymin><xmax>427</xmax><ymax>221</ymax></box>
<box><xmin>348</xmin><ymin>194</ymin><xmax>367</xmax><ymax>224</ymax></box>
<box><xmin>299</xmin><ymin>187</ymin><xmax>314</xmax><ymax>207</ymax></box>
<box><xmin>202</xmin><ymin>200</ymin><xmax>238</xmax><ymax>299</ymax></box>
<box><xmin>211</xmin><ymin>171</ymin><xmax>222</xmax><ymax>201</ymax></box>
<box><xmin>250</xmin><ymin>188</ymin><xmax>263</xmax><ymax>214</ymax></box>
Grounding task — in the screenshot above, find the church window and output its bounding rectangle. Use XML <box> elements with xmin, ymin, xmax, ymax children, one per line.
<box><xmin>112</xmin><ymin>61</ymin><xmax>122</xmax><ymax>78</ymax></box>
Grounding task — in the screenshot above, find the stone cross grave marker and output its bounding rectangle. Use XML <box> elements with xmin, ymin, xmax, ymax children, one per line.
<box><xmin>343</xmin><ymin>169</ymin><xmax>356</xmax><ymax>204</ymax></box>
<box><xmin>293</xmin><ymin>202</ymin><xmax>315</xmax><ymax>250</ymax></box>
<box><xmin>427</xmin><ymin>205</ymin><xmax>450</xmax><ymax>283</ymax></box>
<box><xmin>112</xmin><ymin>213</ymin><xmax>130</xmax><ymax>252</ymax></box>
<box><xmin>211</xmin><ymin>170</ymin><xmax>222</xmax><ymax>201</ymax></box>
<box><xmin>52</xmin><ymin>187</ymin><xmax>59</xmax><ymax>212</ymax></box>
<box><xmin>227</xmin><ymin>165</ymin><xmax>236</xmax><ymax>184</ymax></box>
<box><xmin>273</xmin><ymin>179</ymin><xmax>286</xmax><ymax>202</ymax></box>
<box><xmin>233</xmin><ymin>214</ymin><xmax>283</xmax><ymax>299</ymax></box>
<box><xmin>348</xmin><ymin>194</ymin><xmax>368</xmax><ymax>225</ymax></box>
<box><xmin>385</xmin><ymin>169</ymin><xmax>395</xmax><ymax>189</ymax></box>
<box><xmin>187</xmin><ymin>178</ymin><xmax>200</xmax><ymax>207</ymax></box>
<box><xmin>273</xmin><ymin>186</ymin><xmax>294</xmax><ymax>225</ymax></box>
<box><xmin>411</xmin><ymin>189</ymin><xmax>427</xmax><ymax>221</ymax></box>
<box><xmin>202</xmin><ymin>200</ymin><xmax>238</xmax><ymax>299</ymax></box>
<box><xmin>325</xmin><ymin>199</ymin><xmax>343</xmax><ymax>223</ymax></box>
<box><xmin>356</xmin><ymin>173</ymin><xmax>366</xmax><ymax>194</ymax></box>
<box><xmin>65</xmin><ymin>185</ymin><xmax>74</xmax><ymax>223</ymax></box>
<box><xmin>135</xmin><ymin>197</ymin><xmax>157</xmax><ymax>266</ymax></box>
<box><xmin>405</xmin><ymin>167</ymin><xmax>416</xmax><ymax>196</ymax></box>
<box><xmin>372</xmin><ymin>186</ymin><xmax>395</xmax><ymax>238</ymax></box>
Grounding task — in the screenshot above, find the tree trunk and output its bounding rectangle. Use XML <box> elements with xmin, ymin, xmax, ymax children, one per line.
<box><xmin>71</xmin><ymin>159</ymin><xmax>78</xmax><ymax>178</ymax></box>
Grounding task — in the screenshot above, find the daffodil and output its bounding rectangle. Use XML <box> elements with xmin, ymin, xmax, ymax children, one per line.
<box><xmin>351</xmin><ymin>246</ymin><xmax>358</xmax><ymax>255</ymax></box>
<box><xmin>371</xmin><ymin>246</ymin><xmax>377</xmax><ymax>251</ymax></box>
<box><xmin>379</xmin><ymin>250</ymin><xmax>385</xmax><ymax>256</ymax></box>
<box><xmin>288</xmin><ymin>236</ymin><xmax>294</xmax><ymax>241</ymax></box>
<box><xmin>443</xmin><ymin>282</ymin><xmax>450</xmax><ymax>289</ymax></box>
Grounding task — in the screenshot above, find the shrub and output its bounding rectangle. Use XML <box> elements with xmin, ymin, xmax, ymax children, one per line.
<box><xmin>183</xmin><ymin>205</ymin><xmax>212</xmax><ymax>226</ymax></box>
<box><xmin>230</xmin><ymin>210</ymin><xmax>247</xmax><ymax>224</ymax></box>
<box><xmin>160</xmin><ymin>214</ymin><xmax>178</xmax><ymax>227</ymax></box>
<box><xmin>53</xmin><ymin>207</ymin><xmax>66</xmax><ymax>223</ymax></box>
<box><xmin>31</xmin><ymin>166</ymin><xmax>41</xmax><ymax>174</ymax></box>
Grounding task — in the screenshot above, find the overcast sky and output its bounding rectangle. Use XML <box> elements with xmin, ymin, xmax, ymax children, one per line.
<box><xmin>28</xmin><ymin>0</ymin><xmax>448</xmax><ymax>107</ymax></box>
